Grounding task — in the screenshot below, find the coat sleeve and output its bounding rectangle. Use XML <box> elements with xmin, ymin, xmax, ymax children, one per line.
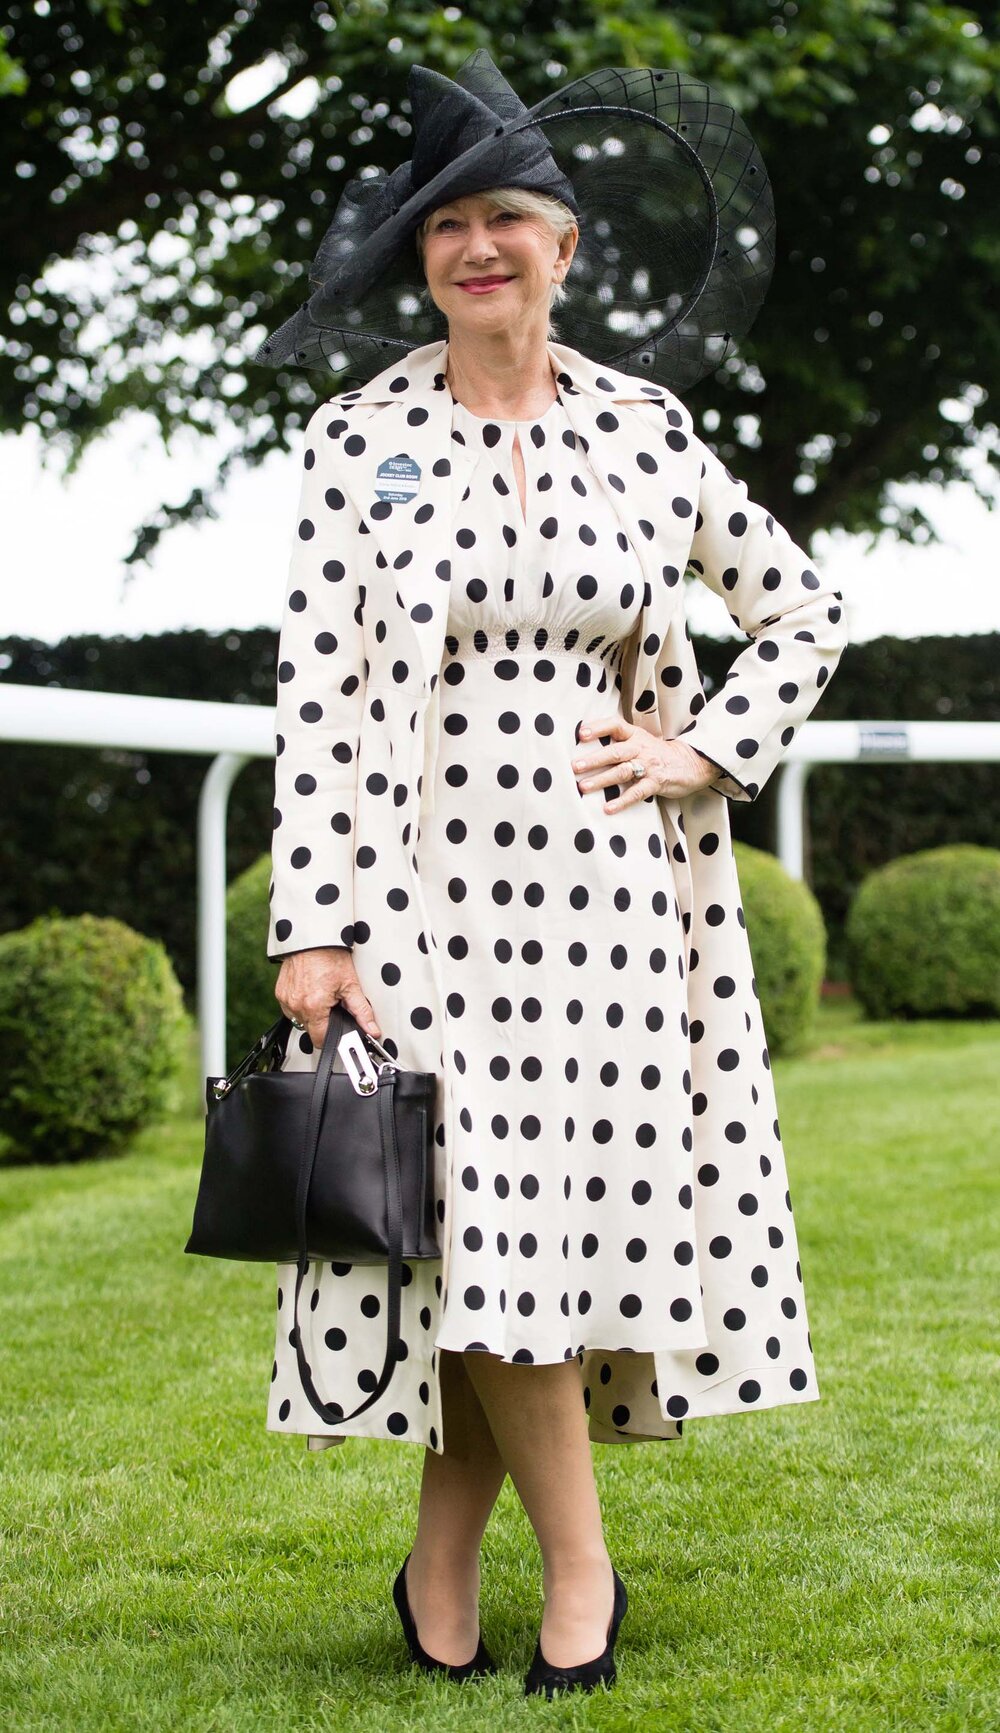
<box><xmin>267</xmin><ymin>401</ymin><xmax>367</xmax><ymax>962</ymax></box>
<box><xmin>677</xmin><ymin>433</ymin><xmax>849</xmax><ymax>802</ymax></box>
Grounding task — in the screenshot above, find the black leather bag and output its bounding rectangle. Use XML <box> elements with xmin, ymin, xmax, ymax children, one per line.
<box><xmin>184</xmin><ymin>1006</ymin><xmax>440</xmax><ymax>1426</ymax></box>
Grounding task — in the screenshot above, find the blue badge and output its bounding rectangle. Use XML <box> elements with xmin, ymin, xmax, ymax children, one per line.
<box><xmin>374</xmin><ymin>453</ymin><xmax>422</xmax><ymax>504</ymax></box>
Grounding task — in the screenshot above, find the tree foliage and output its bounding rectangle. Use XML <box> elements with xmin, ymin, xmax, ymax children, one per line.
<box><xmin>2</xmin><ymin>0</ymin><xmax>999</xmax><ymax>561</ymax></box>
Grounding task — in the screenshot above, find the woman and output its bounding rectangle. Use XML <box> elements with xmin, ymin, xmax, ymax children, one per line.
<box><xmin>255</xmin><ymin>51</ymin><xmax>849</xmax><ymax>1697</ymax></box>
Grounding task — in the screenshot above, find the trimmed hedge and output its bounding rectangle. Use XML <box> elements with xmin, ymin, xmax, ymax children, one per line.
<box><xmin>732</xmin><ymin>841</ymin><xmax>827</xmax><ymax>1057</ymax></box>
<box><xmin>0</xmin><ymin>914</ymin><xmax>188</xmax><ymax>1162</ymax></box>
<box><xmin>845</xmin><ymin>844</ymin><xmax>1000</xmax><ymax>1018</ymax></box>
<box><xmin>226</xmin><ymin>852</ymin><xmax>279</xmax><ymax>1067</ymax></box>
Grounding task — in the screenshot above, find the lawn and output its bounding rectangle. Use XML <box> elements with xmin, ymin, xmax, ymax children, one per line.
<box><xmin>1</xmin><ymin>997</ymin><xmax>997</xmax><ymax>1731</ymax></box>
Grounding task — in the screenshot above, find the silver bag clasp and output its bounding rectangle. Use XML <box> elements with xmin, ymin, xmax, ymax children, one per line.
<box><xmin>337</xmin><ymin>1027</ymin><xmax>398</xmax><ymax>1095</ymax></box>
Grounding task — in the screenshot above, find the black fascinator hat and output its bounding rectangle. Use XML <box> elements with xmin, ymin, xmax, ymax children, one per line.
<box><xmin>253</xmin><ymin>48</ymin><xmax>776</xmax><ymax>394</ymax></box>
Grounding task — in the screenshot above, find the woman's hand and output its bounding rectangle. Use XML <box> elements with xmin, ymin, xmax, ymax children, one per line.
<box><xmin>571</xmin><ymin>718</ymin><xmax>719</xmax><ymax>811</ymax></box>
<box><xmin>275</xmin><ymin>946</ymin><xmax>383</xmax><ymax>1050</ymax></box>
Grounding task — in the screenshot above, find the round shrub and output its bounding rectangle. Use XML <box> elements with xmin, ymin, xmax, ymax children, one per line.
<box><xmin>732</xmin><ymin>841</ymin><xmax>827</xmax><ymax>1057</ymax></box>
<box><xmin>226</xmin><ymin>852</ymin><xmax>280</xmax><ymax>1066</ymax></box>
<box><xmin>0</xmin><ymin>914</ymin><xmax>188</xmax><ymax>1162</ymax></box>
<box><xmin>845</xmin><ymin>844</ymin><xmax>1000</xmax><ymax>1019</ymax></box>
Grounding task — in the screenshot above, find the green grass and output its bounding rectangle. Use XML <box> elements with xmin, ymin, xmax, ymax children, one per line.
<box><xmin>1</xmin><ymin>998</ymin><xmax>997</xmax><ymax>1731</ymax></box>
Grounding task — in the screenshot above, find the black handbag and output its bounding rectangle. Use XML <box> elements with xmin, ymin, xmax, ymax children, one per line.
<box><xmin>184</xmin><ymin>1005</ymin><xmax>441</xmax><ymax>1426</ymax></box>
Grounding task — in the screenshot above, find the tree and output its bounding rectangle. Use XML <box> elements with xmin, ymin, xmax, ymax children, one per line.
<box><xmin>2</xmin><ymin>0</ymin><xmax>998</xmax><ymax>562</ymax></box>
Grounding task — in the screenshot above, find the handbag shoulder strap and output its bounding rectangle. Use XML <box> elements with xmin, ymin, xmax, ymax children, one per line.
<box><xmin>291</xmin><ymin>1008</ymin><xmax>405</xmax><ymax>1428</ymax></box>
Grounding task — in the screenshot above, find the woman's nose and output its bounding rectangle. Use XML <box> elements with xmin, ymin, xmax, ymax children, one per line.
<box><xmin>464</xmin><ymin>227</ymin><xmax>499</xmax><ymax>259</ymax></box>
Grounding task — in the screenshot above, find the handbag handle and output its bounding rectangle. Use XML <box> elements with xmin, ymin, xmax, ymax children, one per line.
<box><xmin>210</xmin><ymin>1015</ymin><xmax>288</xmax><ymax>1100</ymax></box>
<box><xmin>213</xmin><ymin>1009</ymin><xmax>393</xmax><ymax>1100</ymax></box>
<box><xmin>290</xmin><ymin>1003</ymin><xmax>406</xmax><ymax>1428</ymax></box>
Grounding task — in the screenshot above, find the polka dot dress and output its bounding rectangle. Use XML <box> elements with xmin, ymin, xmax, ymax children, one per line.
<box><xmin>414</xmin><ymin>392</ymin><xmax>705</xmax><ymax>1365</ymax></box>
<box><xmin>266</xmin><ymin>348</ymin><xmax>834</xmax><ymax>1455</ymax></box>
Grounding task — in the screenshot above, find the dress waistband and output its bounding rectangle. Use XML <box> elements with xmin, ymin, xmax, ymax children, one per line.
<box><xmin>443</xmin><ymin>624</ymin><xmax>628</xmax><ymax>670</ymax></box>
<box><xmin>418</xmin><ymin>625</ymin><xmax>627</xmax><ymax>825</ymax></box>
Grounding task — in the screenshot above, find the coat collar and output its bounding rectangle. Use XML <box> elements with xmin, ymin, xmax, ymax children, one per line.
<box><xmin>328</xmin><ymin>338</ymin><xmax>698</xmax><ymax>818</ymax></box>
<box><xmin>338</xmin><ymin>336</ymin><xmax>679</xmax><ymax>409</ymax></box>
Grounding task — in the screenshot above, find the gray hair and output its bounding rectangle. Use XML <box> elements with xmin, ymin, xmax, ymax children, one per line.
<box><xmin>413</xmin><ymin>185</ymin><xmax>577</xmax><ymax>338</ymax></box>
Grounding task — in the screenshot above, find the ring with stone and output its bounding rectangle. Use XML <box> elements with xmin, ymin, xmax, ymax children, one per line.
<box><xmin>627</xmin><ymin>758</ymin><xmax>646</xmax><ymax>780</ymax></box>
<box><xmin>290</xmin><ymin>1016</ymin><xmax>307</xmax><ymax>1031</ymax></box>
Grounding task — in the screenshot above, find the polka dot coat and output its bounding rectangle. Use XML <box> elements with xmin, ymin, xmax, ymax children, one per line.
<box><xmin>265</xmin><ymin>337</ymin><xmax>849</xmax><ymax>1454</ymax></box>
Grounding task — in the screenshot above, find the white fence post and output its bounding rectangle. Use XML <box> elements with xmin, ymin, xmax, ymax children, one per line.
<box><xmin>197</xmin><ymin>752</ymin><xmax>252</xmax><ymax>1082</ymax></box>
<box><xmin>776</xmin><ymin>759</ymin><xmax>810</xmax><ymax>882</ymax></box>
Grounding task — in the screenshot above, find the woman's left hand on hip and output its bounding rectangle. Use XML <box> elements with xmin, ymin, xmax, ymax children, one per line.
<box><xmin>571</xmin><ymin>718</ymin><xmax>717</xmax><ymax>810</ymax></box>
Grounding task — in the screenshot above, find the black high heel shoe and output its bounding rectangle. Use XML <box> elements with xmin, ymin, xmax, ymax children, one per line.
<box><xmin>523</xmin><ymin>1565</ymin><xmax>628</xmax><ymax>1698</ymax></box>
<box><xmin>392</xmin><ymin>1550</ymin><xmax>498</xmax><ymax>1680</ymax></box>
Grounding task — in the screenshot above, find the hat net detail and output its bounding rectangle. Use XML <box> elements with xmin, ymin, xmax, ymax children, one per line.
<box><xmin>253</xmin><ymin>57</ymin><xmax>775</xmax><ymax>394</ymax></box>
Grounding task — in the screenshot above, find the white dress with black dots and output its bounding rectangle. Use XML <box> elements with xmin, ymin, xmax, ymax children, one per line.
<box><xmin>266</xmin><ymin>350</ymin><xmax>842</xmax><ymax>1455</ymax></box>
<box><xmin>407</xmin><ymin>391</ymin><xmax>705</xmax><ymax>1366</ymax></box>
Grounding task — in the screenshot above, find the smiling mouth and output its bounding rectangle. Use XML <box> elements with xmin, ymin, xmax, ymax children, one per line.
<box><xmin>457</xmin><ymin>276</ymin><xmax>514</xmax><ymax>288</ymax></box>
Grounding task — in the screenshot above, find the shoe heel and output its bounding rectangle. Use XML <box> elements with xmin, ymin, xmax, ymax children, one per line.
<box><xmin>392</xmin><ymin>1550</ymin><xmax>497</xmax><ymax>1681</ymax></box>
<box><xmin>523</xmin><ymin>1565</ymin><xmax>628</xmax><ymax>1698</ymax></box>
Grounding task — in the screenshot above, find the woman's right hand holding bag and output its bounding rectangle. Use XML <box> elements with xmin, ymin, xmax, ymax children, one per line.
<box><xmin>276</xmin><ymin>946</ymin><xmax>383</xmax><ymax>1050</ymax></box>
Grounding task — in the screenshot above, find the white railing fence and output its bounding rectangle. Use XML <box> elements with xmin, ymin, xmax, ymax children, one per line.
<box><xmin>1</xmin><ymin>682</ymin><xmax>998</xmax><ymax>1080</ymax></box>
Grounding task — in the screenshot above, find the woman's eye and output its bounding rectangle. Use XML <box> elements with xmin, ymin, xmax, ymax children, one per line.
<box><xmin>435</xmin><ymin>213</ymin><xmax>517</xmax><ymax>231</ymax></box>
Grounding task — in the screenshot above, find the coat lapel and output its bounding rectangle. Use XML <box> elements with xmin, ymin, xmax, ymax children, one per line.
<box><xmin>547</xmin><ymin>344</ymin><xmax>698</xmax><ymax>735</ymax></box>
<box><xmin>324</xmin><ymin>360</ymin><xmax>480</xmax><ymax>696</ymax></box>
<box><xmin>333</xmin><ymin>337</ymin><xmax>698</xmax><ymax>726</ymax></box>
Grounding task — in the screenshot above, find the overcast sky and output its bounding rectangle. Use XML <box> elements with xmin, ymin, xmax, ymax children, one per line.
<box><xmin>2</xmin><ymin>408</ymin><xmax>998</xmax><ymax>653</ymax></box>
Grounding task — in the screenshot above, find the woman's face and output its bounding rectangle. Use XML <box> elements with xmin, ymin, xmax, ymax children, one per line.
<box><xmin>420</xmin><ymin>192</ymin><xmax>577</xmax><ymax>338</ymax></box>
